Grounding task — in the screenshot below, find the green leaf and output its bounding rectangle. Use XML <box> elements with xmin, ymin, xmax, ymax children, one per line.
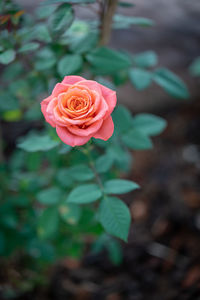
<box><xmin>0</xmin><ymin>49</ymin><xmax>16</xmax><ymax>64</ymax></box>
<box><xmin>59</xmin><ymin>203</ymin><xmax>81</xmax><ymax>224</ymax></box>
<box><xmin>48</xmin><ymin>3</ymin><xmax>74</xmax><ymax>36</ymax></box>
<box><xmin>112</xmin><ymin>105</ymin><xmax>132</xmax><ymax>134</ymax></box>
<box><xmin>37</xmin><ymin>207</ymin><xmax>59</xmax><ymax>239</ymax></box>
<box><xmin>153</xmin><ymin>68</ymin><xmax>189</xmax><ymax>99</ymax></box>
<box><xmin>99</xmin><ymin>197</ymin><xmax>131</xmax><ymax>241</ymax></box>
<box><xmin>122</xmin><ymin>129</ymin><xmax>153</xmax><ymax>150</ymax></box>
<box><xmin>113</xmin><ymin>15</ymin><xmax>155</xmax><ymax>29</ymax></box>
<box><xmin>104</xmin><ymin>179</ymin><xmax>139</xmax><ymax>195</ymax></box>
<box><xmin>17</xmin><ymin>132</ymin><xmax>60</xmax><ymax>152</ymax></box>
<box><xmin>132</xmin><ymin>113</ymin><xmax>167</xmax><ymax>136</ymax></box>
<box><xmin>69</xmin><ymin>164</ymin><xmax>94</xmax><ymax>181</ymax></box>
<box><xmin>58</xmin><ymin>144</ymin><xmax>72</xmax><ymax>154</ymax></box>
<box><xmin>129</xmin><ymin>68</ymin><xmax>152</xmax><ymax>90</ymax></box>
<box><xmin>108</xmin><ymin>145</ymin><xmax>132</xmax><ymax>172</ymax></box>
<box><xmin>118</xmin><ymin>2</ymin><xmax>135</xmax><ymax>7</ymax></box>
<box><xmin>86</xmin><ymin>47</ymin><xmax>131</xmax><ymax>75</ymax></box>
<box><xmin>35</xmin><ymin>48</ymin><xmax>56</xmax><ymax>70</ymax></box>
<box><xmin>2</xmin><ymin>62</ymin><xmax>23</xmax><ymax>81</ymax></box>
<box><xmin>107</xmin><ymin>238</ymin><xmax>123</xmax><ymax>265</ymax></box>
<box><xmin>37</xmin><ymin>187</ymin><xmax>62</xmax><ymax>205</ymax></box>
<box><xmin>0</xmin><ymin>92</ymin><xmax>19</xmax><ymax>112</ymax></box>
<box><xmin>133</xmin><ymin>51</ymin><xmax>158</xmax><ymax>68</ymax></box>
<box><xmin>189</xmin><ymin>57</ymin><xmax>200</xmax><ymax>77</ymax></box>
<box><xmin>18</xmin><ymin>42</ymin><xmax>40</xmax><ymax>53</ymax></box>
<box><xmin>70</xmin><ymin>32</ymin><xmax>98</xmax><ymax>54</ymax></box>
<box><xmin>33</xmin><ymin>24</ymin><xmax>52</xmax><ymax>43</ymax></box>
<box><xmin>35</xmin><ymin>5</ymin><xmax>56</xmax><ymax>19</ymax></box>
<box><xmin>57</xmin><ymin>54</ymin><xmax>83</xmax><ymax>76</ymax></box>
<box><xmin>56</xmin><ymin>168</ymin><xmax>74</xmax><ymax>187</ymax></box>
<box><xmin>42</xmin><ymin>0</ymin><xmax>95</xmax><ymax>4</ymax></box>
<box><xmin>95</xmin><ymin>153</ymin><xmax>114</xmax><ymax>173</ymax></box>
<box><xmin>67</xmin><ymin>184</ymin><xmax>102</xmax><ymax>204</ymax></box>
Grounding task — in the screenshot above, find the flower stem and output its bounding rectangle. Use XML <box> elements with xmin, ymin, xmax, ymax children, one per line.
<box><xmin>84</xmin><ymin>143</ymin><xmax>105</xmax><ymax>194</ymax></box>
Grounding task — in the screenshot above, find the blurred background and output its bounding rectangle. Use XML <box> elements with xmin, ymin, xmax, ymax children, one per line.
<box><xmin>1</xmin><ymin>0</ymin><xmax>200</xmax><ymax>299</ymax></box>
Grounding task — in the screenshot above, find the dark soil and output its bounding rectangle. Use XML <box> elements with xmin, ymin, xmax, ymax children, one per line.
<box><xmin>2</xmin><ymin>100</ymin><xmax>200</xmax><ymax>300</ymax></box>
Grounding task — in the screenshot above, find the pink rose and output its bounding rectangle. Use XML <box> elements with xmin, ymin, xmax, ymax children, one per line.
<box><xmin>41</xmin><ymin>76</ymin><xmax>117</xmax><ymax>147</ymax></box>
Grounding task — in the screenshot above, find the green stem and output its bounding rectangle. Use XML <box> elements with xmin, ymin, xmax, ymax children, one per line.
<box><xmin>84</xmin><ymin>143</ymin><xmax>105</xmax><ymax>194</ymax></box>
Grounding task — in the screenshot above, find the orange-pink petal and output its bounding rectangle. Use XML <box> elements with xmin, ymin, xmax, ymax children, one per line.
<box><xmin>93</xmin><ymin>116</ymin><xmax>114</xmax><ymax>141</ymax></box>
<box><xmin>62</xmin><ymin>75</ymin><xmax>85</xmax><ymax>85</ymax></box>
<box><xmin>67</xmin><ymin>119</ymin><xmax>103</xmax><ymax>137</ymax></box>
<box><xmin>56</xmin><ymin>125</ymin><xmax>92</xmax><ymax>147</ymax></box>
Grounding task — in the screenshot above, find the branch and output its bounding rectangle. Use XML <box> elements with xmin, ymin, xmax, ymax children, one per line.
<box><xmin>99</xmin><ymin>0</ymin><xmax>118</xmax><ymax>46</ymax></box>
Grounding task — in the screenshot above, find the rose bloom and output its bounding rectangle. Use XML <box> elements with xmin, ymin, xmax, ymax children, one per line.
<box><xmin>41</xmin><ymin>76</ymin><xmax>117</xmax><ymax>147</ymax></box>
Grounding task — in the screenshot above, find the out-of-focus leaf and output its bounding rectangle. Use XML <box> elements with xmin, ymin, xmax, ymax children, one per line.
<box><xmin>17</xmin><ymin>132</ymin><xmax>60</xmax><ymax>152</ymax></box>
<box><xmin>18</xmin><ymin>42</ymin><xmax>39</xmax><ymax>53</ymax></box>
<box><xmin>132</xmin><ymin>113</ymin><xmax>167</xmax><ymax>136</ymax></box>
<box><xmin>113</xmin><ymin>15</ymin><xmax>155</xmax><ymax>29</ymax></box>
<box><xmin>24</xmin><ymin>103</ymin><xmax>42</xmax><ymax>121</ymax></box>
<box><xmin>37</xmin><ymin>207</ymin><xmax>59</xmax><ymax>239</ymax></box>
<box><xmin>112</xmin><ymin>105</ymin><xmax>132</xmax><ymax>134</ymax></box>
<box><xmin>189</xmin><ymin>57</ymin><xmax>200</xmax><ymax>77</ymax></box>
<box><xmin>0</xmin><ymin>49</ymin><xmax>16</xmax><ymax>64</ymax></box>
<box><xmin>2</xmin><ymin>62</ymin><xmax>23</xmax><ymax>81</ymax></box>
<box><xmin>42</xmin><ymin>0</ymin><xmax>95</xmax><ymax>3</ymax></box>
<box><xmin>59</xmin><ymin>203</ymin><xmax>81</xmax><ymax>225</ymax></box>
<box><xmin>35</xmin><ymin>5</ymin><xmax>56</xmax><ymax>19</ymax></box>
<box><xmin>86</xmin><ymin>47</ymin><xmax>131</xmax><ymax>75</ymax></box>
<box><xmin>35</xmin><ymin>48</ymin><xmax>56</xmax><ymax>70</ymax></box>
<box><xmin>48</xmin><ymin>3</ymin><xmax>74</xmax><ymax>36</ymax></box>
<box><xmin>58</xmin><ymin>144</ymin><xmax>72</xmax><ymax>154</ymax></box>
<box><xmin>122</xmin><ymin>129</ymin><xmax>153</xmax><ymax>150</ymax></box>
<box><xmin>153</xmin><ymin>68</ymin><xmax>189</xmax><ymax>99</ymax></box>
<box><xmin>69</xmin><ymin>164</ymin><xmax>94</xmax><ymax>181</ymax></box>
<box><xmin>95</xmin><ymin>152</ymin><xmax>114</xmax><ymax>174</ymax></box>
<box><xmin>133</xmin><ymin>51</ymin><xmax>158</xmax><ymax>68</ymax></box>
<box><xmin>69</xmin><ymin>32</ymin><xmax>98</xmax><ymax>54</ymax></box>
<box><xmin>118</xmin><ymin>2</ymin><xmax>135</xmax><ymax>7</ymax></box>
<box><xmin>37</xmin><ymin>187</ymin><xmax>62</xmax><ymax>205</ymax></box>
<box><xmin>56</xmin><ymin>168</ymin><xmax>74</xmax><ymax>187</ymax></box>
<box><xmin>57</xmin><ymin>54</ymin><xmax>83</xmax><ymax>76</ymax></box>
<box><xmin>0</xmin><ymin>92</ymin><xmax>19</xmax><ymax>112</ymax></box>
<box><xmin>32</xmin><ymin>24</ymin><xmax>52</xmax><ymax>43</ymax></box>
<box><xmin>129</xmin><ymin>68</ymin><xmax>152</xmax><ymax>90</ymax></box>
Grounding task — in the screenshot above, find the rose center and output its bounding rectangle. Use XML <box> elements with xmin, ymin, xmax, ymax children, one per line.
<box><xmin>68</xmin><ymin>96</ymin><xmax>87</xmax><ymax>111</ymax></box>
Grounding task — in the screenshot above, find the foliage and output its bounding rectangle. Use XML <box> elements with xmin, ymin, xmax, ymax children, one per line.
<box><xmin>0</xmin><ymin>0</ymin><xmax>189</xmax><ymax>294</ymax></box>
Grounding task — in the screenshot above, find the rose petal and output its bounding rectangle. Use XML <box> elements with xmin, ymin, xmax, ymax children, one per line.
<box><xmin>93</xmin><ymin>116</ymin><xmax>114</xmax><ymax>141</ymax></box>
<box><xmin>52</xmin><ymin>83</ymin><xmax>70</xmax><ymax>97</ymax></box>
<box><xmin>86</xmin><ymin>97</ymin><xmax>108</xmax><ymax>125</ymax></box>
<box><xmin>56</xmin><ymin>125</ymin><xmax>91</xmax><ymax>147</ymax></box>
<box><xmin>62</xmin><ymin>75</ymin><xmax>85</xmax><ymax>85</ymax></box>
<box><xmin>67</xmin><ymin>119</ymin><xmax>103</xmax><ymax>137</ymax></box>
<box><xmin>100</xmin><ymin>84</ymin><xmax>117</xmax><ymax>118</ymax></box>
<box><xmin>76</xmin><ymin>80</ymin><xmax>102</xmax><ymax>110</ymax></box>
<box><xmin>41</xmin><ymin>96</ymin><xmax>56</xmax><ymax>127</ymax></box>
<box><xmin>54</xmin><ymin>106</ymin><xmax>92</xmax><ymax>126</ymax></box>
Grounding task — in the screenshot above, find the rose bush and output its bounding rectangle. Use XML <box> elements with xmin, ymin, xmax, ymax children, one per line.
<box><xmin>41</xmin><ymin>76</ymin><xmax>117</xmax><ymax>146</ymax></box>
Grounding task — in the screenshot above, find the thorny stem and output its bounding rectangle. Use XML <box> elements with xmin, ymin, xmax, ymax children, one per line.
<box><xmin>99</xmin><ymin>0</ymin><xmax>118</xmax><ymax>46</ymax></box>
